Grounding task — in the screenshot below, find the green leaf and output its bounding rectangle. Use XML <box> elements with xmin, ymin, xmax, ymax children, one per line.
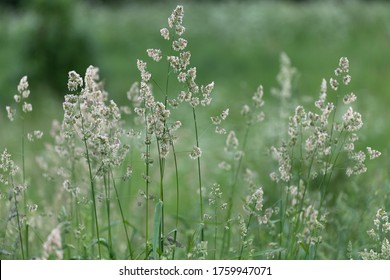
<box><xmin>299</xmin><ymin>241</ymin><xmax>309</xmax><ymax>255</ymax></box>
<box><xmin>152</xmin><ymin>200</ymin><xmax>163</xmax><ymax>259</ymax></box>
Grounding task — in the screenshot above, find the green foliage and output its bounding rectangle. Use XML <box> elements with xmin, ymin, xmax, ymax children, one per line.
<box><xmin>22</xmin><ymin>0</ymin><xmax>95</xmax><ymax>96</ymax></box>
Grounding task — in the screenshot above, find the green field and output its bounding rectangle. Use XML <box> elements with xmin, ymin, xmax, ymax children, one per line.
<box><xmin>1</xmin><ymin>1</ymin><xmax>389</xmax><ymax>260</ymax></box>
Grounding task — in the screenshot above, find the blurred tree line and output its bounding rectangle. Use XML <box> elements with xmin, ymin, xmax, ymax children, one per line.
<box><xmin>0</xmin><ymin>0</ymin><xmax>385</xmax><ymax>98</ymax></box>
<box><xmin>2</xmin><ymin>0</ymin><xmax>96</xmax><ymax>97</ymax></box>
<box><xmin>1</xmin><ymin>0</ymin><xmax>386</xmax><ymax>9</ymax></box>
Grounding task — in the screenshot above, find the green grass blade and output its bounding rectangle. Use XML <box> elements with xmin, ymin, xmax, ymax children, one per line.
<box><xmin>152</xmin><ymin>200</ymin><xmax>163</xmax><ymax>259</ymax></box>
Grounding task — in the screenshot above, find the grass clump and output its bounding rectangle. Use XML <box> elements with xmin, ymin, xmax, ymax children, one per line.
<box><xmin>0</xmin><ymin>5</ymin><xmax>386</xmax><ymax>260</ymax></box>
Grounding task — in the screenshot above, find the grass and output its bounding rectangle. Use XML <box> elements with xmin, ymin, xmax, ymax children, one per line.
<box><xmin>0</xmin><ymin>1</ymin><xmax>390</xmax><ymax>260</ymax></box>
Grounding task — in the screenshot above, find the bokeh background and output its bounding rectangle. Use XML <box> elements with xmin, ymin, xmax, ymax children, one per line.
<box><xmin>1</xmin><ymin>0</ymin><xmax>389</xmax><ymax>149</ymax></box>
<box><xmin>0</xmin><ymin>0</ymin><xmax>390</xmax><ymax>259</ymax></box>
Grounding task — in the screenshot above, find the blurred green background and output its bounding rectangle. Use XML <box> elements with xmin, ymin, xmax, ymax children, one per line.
<box><xmin>1</xmin><ymin>0</ymin><xmax>389</xmax><ymax>148</ymax></box>
<box><xmin>0</xmin><ymin>0</ymin><xmax>389</xmax><ymax>259</ymax></box>
<box><xmin>1</xmin><ymin>0</ymin><xmax>389</xmax><ymax>175</ymax></box>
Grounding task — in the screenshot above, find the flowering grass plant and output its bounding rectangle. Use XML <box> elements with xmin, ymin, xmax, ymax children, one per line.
<box><xmin>0</xmin><ymin>5</ymin><xmax>386</xmax><ymax>260</ymax></box>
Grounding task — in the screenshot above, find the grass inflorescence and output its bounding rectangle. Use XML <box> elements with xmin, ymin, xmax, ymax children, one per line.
<box><xmin>0</xmin><ymin>5</ymin><xmax>388</xmax><ymax>260</ymax></box>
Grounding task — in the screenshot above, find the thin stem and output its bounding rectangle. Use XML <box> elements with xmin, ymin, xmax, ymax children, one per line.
<box><xmin>171</xmin><ymin>141</ymin><xmax>180</xmax><ymax>260</ymax></box>
<box><xmin>83</xmin><ymin>138</ymin><xmax>101</xmax><ymax>259</ymax></box>
<box><xmin>213</xmin><ymin>200</ymin><xmax>218</xmax><ymax>260</ymax></box>
<box><xmin>21</xmin><ymin>118</ymin><xmax>29</xmax><ymax>259</ymax></box>
<box><xmin>11</xmin><ymin>173</ymin><xmax>25</xmax><ymax>259</ymax></box>
<box><xmin>221</xmin><ymin>123</ymin><xmax>251</xmax><ymax>258</ymax></box>
<box><xmin>156</xmin><ymin>140</ymin><xmax>165</xmax><ymax>255</ymax></box>
<box><xmin>144</xmin><ymin>132</ymin><xmax>151</xmax><ymax>259</ymax></box>
<box><xmin>192</xmin><ymin>107</ymin><xmax>204</xmax><ymax>242</ymax></box>
<box><xmin>104</xmin><ymin>173</ymin><xmax>113</xmax><ymax>259</ymax></box>
<box><xmin>78</xmin><ymin>101</ymin><xmax>102</xmax><ymax>259</ymax></box>
<box><xmin>110</xmin><ymin>167</ymin><xmax>133</xmax><ymax>259</ymax></box>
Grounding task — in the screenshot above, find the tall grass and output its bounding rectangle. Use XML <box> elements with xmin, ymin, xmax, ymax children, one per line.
<box><xmin>0</xmin><ymin>5</ymin><xmax>388</xmax><ymax>260</ymax></box>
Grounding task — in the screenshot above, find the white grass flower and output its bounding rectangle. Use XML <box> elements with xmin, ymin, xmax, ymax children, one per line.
<box><xmin>215</xmin><ymin>126</ymin><xmax>226</xmax><ymax>134</ymax></box>
<box><xmin>22</xmin><ymin>102</ymin><xmax>33</xmax><ymax>113</ymax></box>
<box><xmin>225</xmin><ymin>130</ymin><xmax>239</xmax><ymax>151</ymax></box>
<box><xmin>0</xmin><ymin>149</ymin><xmax>19</xmax><ymax>176</ymax></box>
<box><xmin>343</xmin><ymin>75</ymin><xmax>352</xmax><ymax>85</ymax></box>
<box><xmin>218</xmin><ymin>161</ymin><xmax>231</xmax><ymax>171</ymax></box>
<box><xmin>252</xmin><ymin>85</ymin><xmax>265</xmax><ymax>107</ymax></box>
<box><xmin>172</xmin><ymin>38</ymin><xmax>187</xmax><ymax>51</ymax></box>
<box><xmin>220</xmin><ymin>108</ymin><xmax>229</xmax><ymax>120</ymax></box>
<box><xmin>17</xmin><ymin>75</ymin><xmax>30</xmax><ymax>98</ymax></box>
<box><xmin>146</xmin><ymin>48</ymin><xmax>162</xmax><ymax>62</ymax></box>
<box><xmin>14</xmin><ymin>95</ymin><xmax>21</xmax><ymax>103</ymax></box>
<box><xmin>180</xmin><ymin>51</ymin><xmax>191</xmax><ymax>69</ymax></box>
<box><xmin>137</xmin><ymin>60</ymin><xmax>152</xmax><ymax>82</ymax></box>
<box><xmin>189</xmin><ymin>145</ymin><xmax>202</xmax><ymax>160</ymax></box>
<box><xmin>342</xmin><ymin>107</ymin><xmax>363</xmax><ymax>132</ymax></box>
<box><xmin>42</xmin><ymin>225</ymin><xmax>63</xmax><ymax>260</ymax></box>
<box><xmin>339</xmin><ymin>57</ymin><xmax>349</xmax><ymax>72</ymax></box>
<box><xmin>241</xmin><ymin>104</ymin><xmax>250</xmax><ymax>116</ymax></box>
<box><xmin>210</xmin><ymin>116</ymin><xmax>221</xmax><ymax>125</ymax></box>
<box><xmin>343</xmin><ymin>92</ymin><xmax>357</xmax><ymax>104</ymax></box>
<box><xmin>27</xmin><ymin>204</ymin><xmax>38</xmax><ymax>212</ymax></box>
<box><xmin>367</xmin><ymin>147</ymin><xmax>381</xmax><ymax>160</ymax></box>
<box><xmin>329</xmin><ymin>77</ymin><xmax>339</xmax><ymax>91</ymax></box>
<box><xmin>190</xmin><ymin>97</ymin><xmax>199</xmax><ymax>107</ymax></box>
<box><xmin>175</xmin><ymin>24</ymin><xmax>185</xmax><ymax>36</ymax></box>
<box><xmin>160</xmin><ymin>28</ymin><xmax>169</xmax><ymax>40</ymax></box>
<box><xmin>67</xmin><ymin>71</ymin><xmax>83</xmax><ymax>91</ymax></box>
<box><xmin>167</xmin><ymin>55</ymin><xmax>181</xmax><ymax>72</ymax></box>
<box><xmin>253</xmin><ymin>188</ymin><xmax>264</xmax><ymax>212</ymax></box>
<box><xmin>177</xmin><ymin>72</ymin><xmax>187</xmax><ymax>83</ymax></box>
<box><xmin>6</xmin><ymin>106</ymin><xmax>15</xmax><ymax>121</ymax></box>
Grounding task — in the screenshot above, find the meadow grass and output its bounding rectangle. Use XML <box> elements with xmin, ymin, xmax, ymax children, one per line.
<box><xmin>1</xmin><ymin>2</ymin><xmax>390</xmax><ymax>260</ymax></box>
